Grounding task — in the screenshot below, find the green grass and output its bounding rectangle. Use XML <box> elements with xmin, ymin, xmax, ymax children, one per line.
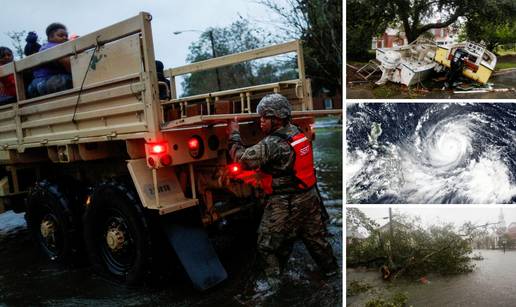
<box><xmin>494</xmin><ymin>48</ymin><xmax>516</xmax><ymax>56</ymax></box>
<box><xmin>372</xmin><ymin>84</ymin><xmax>399</xmax><ymax>98</ymax></box>
<box><xmin>495</xmin><ymin>54</ymin><xmax>516</xmax><ymax>70</ymax></box>
<box><xmin>495</xmin><ymin>61</ymin><xmax>516</xmax><ymax>70</ymax></box>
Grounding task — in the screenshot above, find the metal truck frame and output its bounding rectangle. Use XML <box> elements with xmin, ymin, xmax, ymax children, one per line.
<box><xmin>0</xmin><ymin>12</ymin><xmax>340</xmax><ymax>289</ymax></box>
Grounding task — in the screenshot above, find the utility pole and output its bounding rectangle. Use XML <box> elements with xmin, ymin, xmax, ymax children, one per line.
<box><xmin>208</xmin><ymin>30</ymin><xmax>222</xmax><ymax>91</ymax></box>
<box><xmin>388</xmin><ymin>207</ymin><xmax>394</xmax><ymax>268</ymax></box>
<box><xmin>389</xmin><ymin>207</ymin><xmax>393</xmax><ymax>240</ymax></box>
<box><xmin>172</xmin><ymin>29</ymin><xmax>222</xmax><ymax>91</ymax></box>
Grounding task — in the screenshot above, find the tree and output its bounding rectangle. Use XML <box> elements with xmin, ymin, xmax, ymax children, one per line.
<box><xmin>346</xmin><ymin>0</ymin><xmax>392</xmax><ymax>61</ymax></box>
<box><xmin>181</xmin><ymin>18</ymin><xmax>297</xmax><ymax>97</ymax></box>
<box><xmin>462</xmin><ymin>0</ymin><xmax>516</xmax><ymax>50</ymax></box>
<box><xmin>347</xmin><ymin>207</ymin><xmax>379</xmax><ymax>234</ymax></box>
<box><xmin>6</xmin><ymin>31</ymin><xmax>26</xmax><ymax>59</ymax></box>
<box><xmin>346</xmin><ymin>0</ymin><xmax>513</xmax><ymax>59</ymax></box>
<box><xmin>347</xmin><ymin>209</ymin><xmax>475</xmax><ymax>280</ymax></box>
<box><xmin>260</xmin><ymin>0</ymin><xmax>342</xmax><ymax>95</ymax></box>
<box><xmin>382</xmin><ymin>0</ymin><xmax>478</xmax><ymax>43</ymax></box>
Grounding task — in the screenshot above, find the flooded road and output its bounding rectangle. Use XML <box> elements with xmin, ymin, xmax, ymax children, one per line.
<box><xmin>347</xmin><ymin>249</ymin><xmax>516</xmax><ymax>306</ymax></box>
<box><xmin>0</xmin><ymin>117</ymin><xmax>343</xmax><ymax>306</ymax></box>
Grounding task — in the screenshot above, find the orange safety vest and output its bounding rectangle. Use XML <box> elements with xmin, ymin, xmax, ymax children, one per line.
<box><xmin>288</xmin><ymin>132</ymin><xmax>317</xmax><ymax>189</ymax></box>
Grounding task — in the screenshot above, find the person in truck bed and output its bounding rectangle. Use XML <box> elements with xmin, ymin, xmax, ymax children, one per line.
<box><xmin>0</xmin><ymin>47</ymin><xmax>17</xmax><ymax>104</ymax></box>
<box><xmin>27</xmin><ymin>23</ymin><xmax>72</xmax><ymax>98</ymax></box>
<box><xmin>24</xmin><ymin>31</ymin><xmax>41</xmax><ymax>56</ymax></box>
<box><xmin>228</xmin><ymin>94</ymin><xmax>338</xmax><ymax>297</ymax></box>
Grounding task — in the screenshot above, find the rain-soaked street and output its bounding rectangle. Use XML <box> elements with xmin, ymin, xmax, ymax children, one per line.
<box><xmin>0</xmin><ymin>117</ymin><xmax>342</xmax><ymax>306</ymax></box>
<box><xmin>347</xmin><ymin>249</ymin><xmax>516</xmax><ymax>306</ymax></box>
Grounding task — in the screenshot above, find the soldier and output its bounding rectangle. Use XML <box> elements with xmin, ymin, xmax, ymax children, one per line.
<box><xmin>228</xmin><ymin>93</ymin><xmax>338</xmax><ymax>295</ymax></box>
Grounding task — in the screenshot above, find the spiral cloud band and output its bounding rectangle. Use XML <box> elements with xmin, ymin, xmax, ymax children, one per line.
<box><xmin>347</xmin><ymin>103</ymin><xmax>516</xmax><ymax>204</ymax></box>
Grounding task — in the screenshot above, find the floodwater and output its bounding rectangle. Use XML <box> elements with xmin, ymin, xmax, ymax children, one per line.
<box><xmin>0</xmin><ymin>117</ymin><xmax>343</xmax><ymax>306</ymax></box>
<box><xmin>347</xmin><ymin>249</ymin><xmax>516</xmax><ymax>306</ymax></box>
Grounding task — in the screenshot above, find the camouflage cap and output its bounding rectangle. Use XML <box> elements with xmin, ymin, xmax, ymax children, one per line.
<box><xmin>256</xmin><ymin>94</ymin><xmax>291</xmax><ymax>119</ymax></box>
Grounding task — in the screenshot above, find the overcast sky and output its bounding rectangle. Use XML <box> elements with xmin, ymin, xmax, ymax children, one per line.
<box><xmin>353</xmin><ymin>207</ymin><xmax>516</xmax><ymax>229</ymax></box>
<box><xmin>0</xmin><ymin>0</ymin><xmax>282</xmax><ymax>93</ymax></box>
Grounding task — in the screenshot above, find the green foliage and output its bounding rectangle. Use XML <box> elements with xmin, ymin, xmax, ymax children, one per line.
<box><xmin>260</xmin><ymin>0</ymin><xmax>342</xmax><ymax>95</ymax></box>
<box><xmin>464</xmin><ymin>12</ymin><xmax>516</xmax><ymax>51</ymax></box>
<box><xmin>181</xmin><ymin>19</ymin><xmax>297</xmax><ymax>97</ymax></box>
<box><xmin>366</xmin><ymin>292</ymin><xmax>409</xmax><ymax>307</ymax></box>
<box><xmin>347</xmin><ymin>207</ymin><xmax>379</xmax><ymax>233</ymax></box>
<box><xmin>458</xmin><ymin>0</ymin><xmax>516</xmax><ymax>51</ymax></box>
<box><xmin>346</xmin><ymin>0</ymin><xmax>514</xmax><ymax>59</ymax></box>
<box><xmin>347</xmin><ymin>209</ymin><xmax>475</xmax><ymax>279</ymax></box>
<box><xmin>346</xmin><ymin>0</ymin><xmax>392</xmax><ymax>60</ymax></box>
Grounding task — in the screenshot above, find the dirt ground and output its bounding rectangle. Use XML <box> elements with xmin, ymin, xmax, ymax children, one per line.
<box><xmin>346</xmin><ymin>64</ymin><xmax>516</xmax><ymax>99</ymax></box>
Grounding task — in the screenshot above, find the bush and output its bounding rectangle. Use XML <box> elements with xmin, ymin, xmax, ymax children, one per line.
<box><xmin>365</xmin><ymin>292</ymin><xmax>409</xmax><ymax>307</ymax></box>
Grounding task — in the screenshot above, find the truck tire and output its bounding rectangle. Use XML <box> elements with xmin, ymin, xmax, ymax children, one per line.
<box><xmin>83</xmin><ymin>181</ymin><xmax>152</xmax><ymax>285</ymax></box>
<box><xmin>26</xmin><ymin>181</ymin><xmax>82</xmax><ymax>263</ymax></box>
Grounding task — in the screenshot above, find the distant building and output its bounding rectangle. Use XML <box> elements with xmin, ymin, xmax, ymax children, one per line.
<box><xmin>495</xmin><ymin>209</ymin><xmax>516</xmax><ymax>248</ymax></box>
<box><xmin>312</xmin><ymin>88</ymin><xmax>342</xmax><ymax>110</ymax></box>
<box><xmin>432</xmin><ymin>26</ymin><xmax>459</xmax><ymax>46</ymax></box>
<box><xmin>372</xmin><ymin>24</ymin><xmax>459</xmax><ymax>49</ymax></box>
<box><xmin>372</xmin><ymin>28</ymin><xmax>407</xmax><ymax>49</ymax></box>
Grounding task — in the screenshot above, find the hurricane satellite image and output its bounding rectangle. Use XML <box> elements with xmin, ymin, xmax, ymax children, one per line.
<box><xmin>346</xmin><ymin>103</ymin><xmax>516</xmax><ymax>204</ymax></box>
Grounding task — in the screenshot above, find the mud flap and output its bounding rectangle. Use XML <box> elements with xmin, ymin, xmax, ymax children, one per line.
<box><xmin>160</xmin><ymin>220</ymin><xmax>227</xmax><ymax>290</ymax></box>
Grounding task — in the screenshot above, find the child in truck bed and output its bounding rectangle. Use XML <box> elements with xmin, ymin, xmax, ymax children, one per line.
<box><xmin>27</xmin><ymin>23</ymin><xmax>72</xmax><ymax>98</ymax></box>
<box><xmin>0</xmin><ymin>47</ymin><xmax>17</xmax><ymax>104</ymax></box>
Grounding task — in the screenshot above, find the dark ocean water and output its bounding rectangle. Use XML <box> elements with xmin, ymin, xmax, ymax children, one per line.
<box><xmin>347</xmin><ymin>103</ymin><xmax>516</xmax><ymax>204</ymax></box>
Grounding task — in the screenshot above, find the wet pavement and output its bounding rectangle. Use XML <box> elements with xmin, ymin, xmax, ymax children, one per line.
<box><xmin>346</xmin><ymin>69</ymin><xmax>516</xmax><ymax>99</ymax></box>
<box><xmin>347</xmin><ymin>249</ymin><xmax>516</xmax><ymax>306</ymax></box>
<box><xmin>0</xmin><ymin>117</ymin><xmax>343</xmax><ymax>306</ymax></box>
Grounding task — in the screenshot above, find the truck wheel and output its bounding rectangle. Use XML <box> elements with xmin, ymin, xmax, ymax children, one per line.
<box><xmin>26</xmin><ymin>181</ymin><xmax>81</xmax><ymax>263</ymax></box>
<box><xmin>83</xmin><ymin>181</ymin><xmax>152</xmax><ymax>285</ymax></box>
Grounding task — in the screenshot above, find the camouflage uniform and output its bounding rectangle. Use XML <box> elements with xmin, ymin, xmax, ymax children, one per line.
<box><xmin>229</xmin><ymin>96</ymin><xmax>337</xmax><ymax>289</ymax></box>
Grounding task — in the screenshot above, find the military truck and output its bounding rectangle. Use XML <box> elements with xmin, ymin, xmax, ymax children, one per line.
<box><xmin>0</xmin><ymin>12</ymin><xmax>340</xmax><ymax>290</ymax></box>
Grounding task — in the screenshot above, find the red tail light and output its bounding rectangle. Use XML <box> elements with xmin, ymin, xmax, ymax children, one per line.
<box><xmin>228</xmin><ymin>163</ymin><xmax>242</xmax><ymax>175</ymax></box>
<box><xmin>188</xmin><ymin>136</ymin><xmax>204</xmax><ymax>159</ymax></box>
<box><xmin>150</xmin><ymin>144</ymin><xmax>166</xmax><ymax>154</ymax></box>
<box><xmin>188</xmin><ymin>138</ymin><xmax>200</xmax><ymax>151</ymax></box>
<box><xmin>145</xmin><ymin>142</ymin><xmax>170</xmax><ymax>168</ymax></box>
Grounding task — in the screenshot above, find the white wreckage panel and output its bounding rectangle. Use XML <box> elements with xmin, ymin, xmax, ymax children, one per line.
<box><xmin>375</xmin><ymin>38</ymin><xmax>437</xmax><ymax>86</ymax></box>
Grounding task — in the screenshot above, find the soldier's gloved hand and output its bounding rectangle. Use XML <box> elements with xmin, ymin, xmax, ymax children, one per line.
<box><xmin>228</xmin><ymin>117</ymin><xmax>239</xmax><ymax>135</ymax></box>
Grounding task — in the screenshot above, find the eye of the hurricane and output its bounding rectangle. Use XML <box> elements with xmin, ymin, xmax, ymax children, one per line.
<box><xmin>424</xmin><ymin>124</ymin><xmax>472</xmax><ymax>169</ymax></box>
